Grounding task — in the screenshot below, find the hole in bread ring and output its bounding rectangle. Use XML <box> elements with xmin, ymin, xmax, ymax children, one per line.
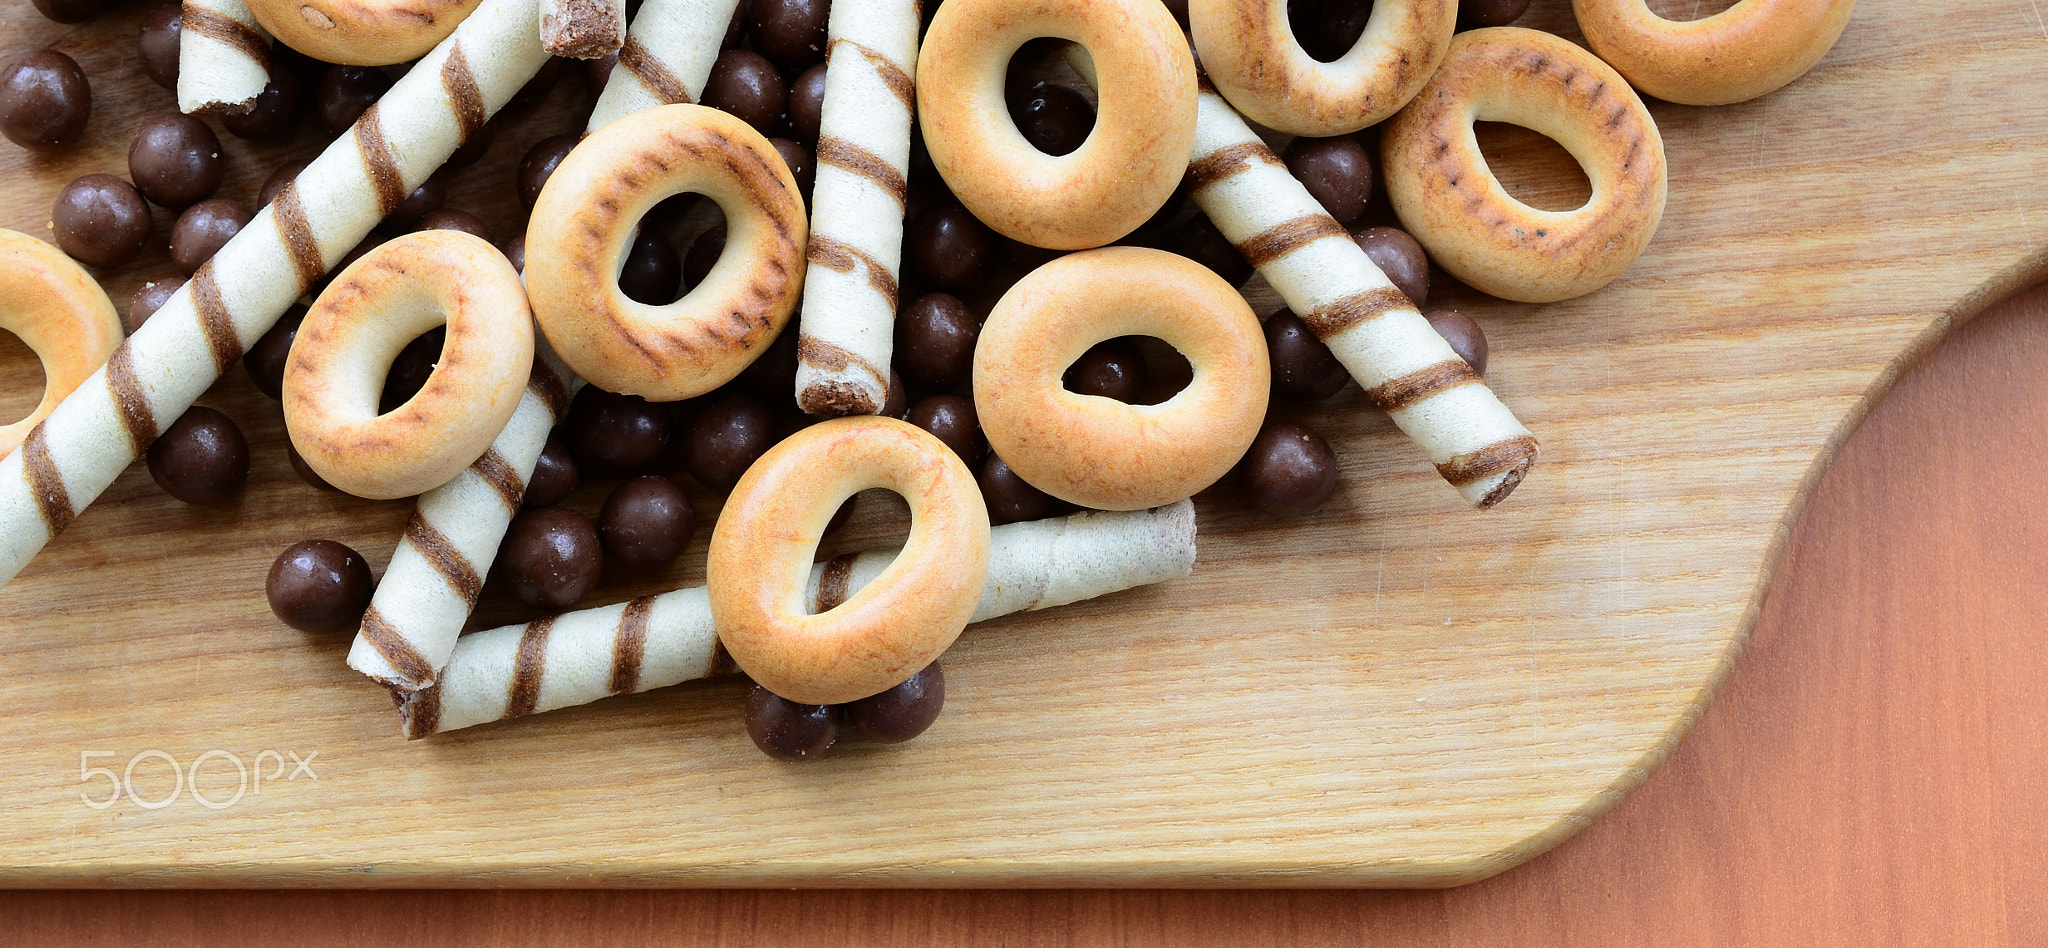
<box><xmin>526</xmin><ymin>104</ymin><xmax>808</xmax><ymax>402</ymax></box>
<box><xmin>708</xmin><ymin>417</ymin><xmax>990</xmax><ymax>707</ymax></box>
<box><xmin>0</xmin><ymin>230</ymin><xmax>123</xmax><ymax>461</ymax></box>
<box><xmin>975</xmin><ymin>247</ymin><xmax>1270</xmax><ymax>511</ymax></box>
<box><xmin>283</xmin><ymin>230</ymin><xmax>534</xmax><ymax>500</ymax></box>
<box><xmin>918</xmin><ymin>0</ymin><xmax>1197</xmax><ymax>250</ymax></box>
<box><xmin>1192</xmin><ymin>0</ymin><xmax>1456</xmax><ymax>136</ymax></box>
<box><xmin>1574</xmin><ymin>0</ymin><xmax>1857</xmax><ymax>106</ymax></box>
<box><xmin>1380</xmin><ymin>27</ymin><xmax>1669</xmax><ymax>303</ymax></box>
<box><xmin>245</xmin><ymin>0</ymin><xmax>484</xmax><ymax>66</ymax></box>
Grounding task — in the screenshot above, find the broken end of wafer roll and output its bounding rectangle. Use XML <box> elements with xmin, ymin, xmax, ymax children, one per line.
<box><xmin>540</xmin><ymin>0</ymin><xmax>627</xmax><ymax>58</ymax></box>
<box><xmin>1441</xmin><ymin>434</ymin><xmax>1539</xmax><ymax>508</ymax></box>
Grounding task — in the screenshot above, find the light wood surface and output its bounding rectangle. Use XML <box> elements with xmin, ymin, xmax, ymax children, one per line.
<box><xmin>0</xmin><ymin>0</ymin><xmax>2044</xmax><ymax>886</ymax></box>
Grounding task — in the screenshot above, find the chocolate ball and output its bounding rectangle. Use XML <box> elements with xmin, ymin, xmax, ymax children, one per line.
<box><xmin>222</xmin><ymin>66</ymin><xmax>304</xmax><ymax>140</ymax></box>
<box><xmin>1063</xmin><ymin>337</ymin><xmax>1146</xmax><ymax>402</ymax></box>
<box><xmin>30</xmin><ymin>0</ymin><xmax>106</xmax><ymax>23</ymax></box>
<box><xmin>443</xmin><ymin>115</ymin><xmax>496</xmax><ymax>170</ymax></box>
<box><xmin>1177</xmin><ymin>212</ymin><xmax>1252</xmax><ymax>287</ymax></box>
<box><xmin>285</xmin><ymin>440</ymin><xmax>339</xmax><ymax>492</ymax></box>
<box><xmin>771</xmin><ymin>137</ymin><xmax>813</xmax><ymax>201</ymax></box>
<box><xmin>881</xmin><ymin>369</ymin><xmax>908</xmax><ymax>419</ymax></box>
<box><xmin>146</xmin><ymin>406</ymin><xmax>249</xmax><ymax>505</ymax></box>
<box><xmin>500</xmin><ymin>507</ymin><xmax>604</xmax><ymax>609</ymax></box>
<box><xmin>599</xmin><ymin>475</ymin><xmax>695</xmax><ymax>567</ymax></box>
<box><xmin>894</xmin><ymin>293</ymin><xmax>979</xmax><ymax>392</ymax></box>
<box><xmin>377</xmin><ymin>178</ymin><xmax>446</xmax><ymax>234</ymax></box>
<box><xmin>258</xmin><ymin>159</ymin><xmax>309</xmax><ymax>207</ymax></box>
<box><xmin>1353</xmin><ymin>226</ymin><xmax>1430</xmax><ymax>307</ymax></box>
<box><xmin>523</xmin><ymin>431</ymin><xmax>579</xmax><ymax>508</ymax></box>
<box><xmin>751</xmin><ymin>0</ymin><xmax>830</xmax><ymax>71</ymax></box>
<box><xmin>1424</xmin><ymin>308</ymin><xmax>1489</xmax><ymax>376</ymax></box>
<box><xmin>846</xmin><ymin>661</ymin><xmax>944</xmax><ymax>743</ymax></box>
<box><xmin>128</xmin><ymin>113</ymin><xmax>224</xmax><ymax>208</ymax></box>
<box><xmin>1008</xmin><ymin>80</ymin><xmax>1093</xmax><ymax>157</ymax></box>
<box><xmin>244</xmin><ymin>305</ymin><xmax>305</xmax><ymax>399</ymax></box>
<box><xmin>685</xmin><ymin>389</ymin><xmax>774</xmax><ymax>491</ymax></box>
<box><xmin>906</xmin><ymin>202</ymin><xmax>998</xmax><ymax>292</ymax></box>
<box><xmin>138</xmin><ymin>4</ymin><xmax>182</xmax><ymax>90</ymax></box>
<box><xmin>978</xmin><ymin>452</ymin><xmax>1052</xmax><ymax>525</ymax></box>
<box><xmin>266</xmin><ymin>539</ymin><xmax>375</xmax><ymax>634</ymax></box>
<box><xmin>415</xmin><ymin>208</ymin><xmax>491</xmax><ymax>242</ymax></box>
<box><xmin>1283</xmin><ymin>135</ymin><xmax>1372</xmax><ymax>228</ymax></box>
<box><xmin>501</xmin><ymin>233</ymin><xmax>527</xmax><ymax>274</ymax></box>
<box><xmin>379</xmin><ymin>327</ymin><xmax>442</xmax><ymax>412</ymax></box>
<box><xmin>724</xmin><ymin>0</ymin><xmax>747</xmax><ymax>46</ymax></box>
<box><xmin>738</xmin><ymin>325</ymin><xmax>800</xmax><ymax>401</ymax></box>
<box><xmin>683</xmin><ymin>224</ymin><xmax>725</xmax><ymax>288</ymax></box>
<box><xmin>169</xmin><ymin>198</ymin><xmax>251</xmax><ymax>275</ymax></box>
<box><xmin>566</xmin><ymin>386</ymin><xmax>672</xmax><ymax>474</ymax></box>
<box><xmin>1242</xmin><ymin>421</ymin><xmax>1337</xmax><ymax>517</ymax></box>
<box><xmin>618</xmin><ymin>228</ymin><xmax>682</xmax><ymax>305</ymax></box>
<box><xmin>0</xmin><ymin>49</ymin><xmax>91</xmax><ymax>150</ymax></box>
<box><xmin>316</xmin><ymin>65</ymin><xmax>390</xmax><ymax>134</ymax></box>
<box><xmin>745</xmin><ymin>684</ymin><xmax>838</xmax><ymax>761</ymax></box>
<box><xmin>51</xmin><ymin>174</ymin><xmax>150</xmax><ymax>268</ymax></box>
<box><xmin>702</xmin><ymin>49</ymin><xmax>787</xmax><ymax>137</ymax></box>
<box><xmin>788</xmin><ymin>62</ymin><xmax>827</xmax><ymax>144</ymax></box>
<box><xmin>1459</xmin><ymin>0</ymin><xmax>1531</xmax><ymax>29</ymax></box>
<box><xmin>128</xmin><ymin>277</ymin><xmax>184</xmax><ymax>334</ymax></box>
<box><xmin>518</xmin><ymin>134</ymin><xmax>579</xmax><ymax>208</ymax></box>
<box><xmin>906</xmin><ymin>394</ymin><xmax>985</xmax><ymax>464</ymax></box>
<box><xmin>1265</xmin><ymin>308</ymin><xmax>1349</xmax><ymax>402</ymax></box>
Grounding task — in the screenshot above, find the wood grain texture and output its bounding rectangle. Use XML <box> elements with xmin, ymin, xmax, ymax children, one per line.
<box><xmin>0</xmin><ymin>0</ymin><xmax>2044</xmax><ymax>886</ymax></box>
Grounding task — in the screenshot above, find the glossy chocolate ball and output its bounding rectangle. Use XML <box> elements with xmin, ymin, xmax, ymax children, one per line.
<box><xmin>128</xmin><ymin>113</ymin><xmax>224</xmax><ymax>208</ymax></box>
<box><xmin>1242</xmin><ymin>421</ymin><xmax>1337</xmax><ymax>517</ymax></box>
<box><xmin>51</xmin><ymin>173</ymin><xmax>150</xmax><ymax>268</ymax></box>
<box><xmin>744</xmin><ymin>684</ymin><xmax>838</xmax><ymax>761</ymax></box>
<box><xmin>846</xmin><ymin>661</ymin><xmax>944</xmax><ymax>743</ymax></box>
<box><xmin>266</xmin><ymin>539</ymin><xmax>375</xmax><ymax>634</ymax></box>
<box><xmin>500</xmin><ymin>507</ymin><xmax>604</xmax><ymax>609</ymax></box>
<box><xmin>0</xmin><ymin>49</ymin><xmax>91</xmax><ymax>150</ymax></box>
<box><xmin>145</xmin><ymin>406</ymin><xmax>249</xmax><ymax>505</ymax></box>
<box><xmin>599</xmin><ymin>475</ymin><xmax>695</xmax><ymax>567</ymax></box>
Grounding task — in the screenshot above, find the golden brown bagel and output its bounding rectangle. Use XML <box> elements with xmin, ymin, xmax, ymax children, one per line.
<box><xmin>975</xmin><ymin>247</ymin><xmax>1269</xmax><ymax>510</ymax></box>
<box><xmin>708</xmin><ymin>416</ymin><xmax>990</xmax><ymax>706</ymax></box>
<box><xmin>1381</xmin><ymin>28</ymin><xmax>1667</xmax><ymax>303</ymax></box>
<box><xmin>1190</xmin><ymin>0</ymin><xmax>1455</xmax><ymax>137</ymax></box>
<box><xmin>1574</xmin><ymin>0</ymin><xmax>1857</xmax><ymax>106</ymax></box>
<box><xmin>917</xmin><ymin>0</ymin><xmax>1197</xmax><ymax>250</ymax></box>
<box><xmin>0</xmin><ymin>230</ymin><xmax>122</xmax><ymax>461</ymax></box>
<box><xmin>526</xmin><ymin>104</ymin><xmax>807</xmax><ymax>402</ymax></box>
<box><xmin>283</xmin><ymin>230</ymin><xmax>534</xmax><ymax>500</ymax></box>
<box><xmin>246</xmin><ymin>0</ymin><xmax>483</xmax><ymax>66</ymax></box>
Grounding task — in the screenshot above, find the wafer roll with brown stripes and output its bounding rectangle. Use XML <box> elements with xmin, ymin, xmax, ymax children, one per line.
<box><xmin>586</xmin><ymin>0</ymin><xmax>741</xmax><ymax>131</ymax></box>
<box><xmin>789</xmin><ymin>0</ymin><xmax>920</xmax><ymax>416</ymax></box>
<box><xmin>346</xmin><ymin>346</ymin><xmax>584</xmax><ymax>692</ymax></box>
<box><xmin>0</xmin><ymin>0</ymin><xmax>550</xmax><ymax>592</ymax></box>
<box><xmin>395</xmin><ymin>501</ymin><xmax>1196</xmax><ymax>737</ymax></box>
<box><xmin>178</xmin><ymin>0</ymin><xmax>273</xmax><ymax>115</ymax></box>
<box><xmin>539</xmin><ymin>0</ymin><xmax>627</xmax><ymax>58</ymax></box>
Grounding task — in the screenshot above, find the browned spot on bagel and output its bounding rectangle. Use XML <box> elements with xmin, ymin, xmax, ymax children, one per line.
<box><xmin>405</xmin><ymin>512</ymin><xmax>483</xmax><ymax>605</ymax></box>
<box><xmin>104</xmin><ymin>343</ymin><xmax>158</xmax><ymax>457</ymax></box>
<box><xmin>397</xmin><ymin>683</ymin><xmax>440</xmax><ymax>738</ymax></box>
<box><xmin>1437</xmin><ymin>434</ymin><xmax>1540</xmax><ymax>489</ymax></box>
<box><xmin>1366</xmin><ymin>359</ymin><xmax>1479</xmax><ymax>412</ymax></box>
<box><xmin>353</xmin><ymin>105</ymin><xmax>408</xmax><ymax>215</ymax></box>
<box><xmin>619</xmin><ymin>32</ymin><xmax>693</xmax><ymax>105</ymax></box>
<box><xmin>469</xmin><ymin>448</ymin><xmax>524</xmax><ymax>512</ymax></box>
<box><xmin>189</xmin><ymin>263</ymin><xmax>244</xmax><ymax>372</ymax></box>
<box><xmin>21</xmin><ymin>423</ymin><xmax>72</xmax><ymax>535</ymax></box>
<box><xmin>1188</xmin><ymin>141</ymin><xmax>1283</xmax><ymax>193</ymax></box>
<box><xmin>609</xmin><ymin>596</ymin><xmax>655</xmax><ymax>694</ymax></box>
<box><xmin>1234</xmin><ymin>214</ymin><xmax>1348</xmax><ymax>267</ymax></box>
<box><xmin>807</xmin><ymin>234</ymin><xmax>899</xmax><ymax>307</ymax></box>
<box><xmin>816</xmin><ymin>554</ymin><xmax>858</xmax><ymax>613</ymax></box>
<box><xmin>440</xmin><ymin>46</ymin><xmax>487</xmax><ymax>143</ymax></box>
<box><xmin>505</xmin><ymin>616</ymin><xmax>556</xmax><ymax>718</ymax></box>
<box><xmin>269</xmin><ymin>183</ymin><xmax>325</xmax><ymax>292</ymax></box>
<box><xmin>360</xmin><ymin>605</ymin><xmax>436</xmax><ymax>688</ymax></box>
<box><xmin>817</xmin><ymin>136</ymin><xmax>908</xmax><ymax>207</ymax></box>
<box><xmin>1303</xmin><ymin>286</ymin><xmax>1411</xmax><ymax>339</ymax></box>
<box><xmin>181</xmin><ymin>6</ymin><xmax>270</xmax><ymax>66</ymax></box>
<box><xmin>832</xmin><ymin>40</ymin><xmax>915</xmax><ymax>109</ymax></box>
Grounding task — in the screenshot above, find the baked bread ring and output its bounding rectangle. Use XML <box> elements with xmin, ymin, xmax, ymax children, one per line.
<box><xmin>1190</xmin><ymin>0</ymin><xmax>1455</xmax><ymax>137</ymax></box>
<box><xmin>708</xmin><ymin>416</ymin><xmax>990</xmax><ymax>706</ymax></box>
<box><xmin>1574</xmin><ymin>0</ymin><xmax>1857</xmax><ymax>106</ymax></box>
<box><xmin>917</xmin><ymin>0</ymin><xmax>1197</xmax><ymax>250</ymax></box>
<box><xmin>526</xmin><ymin>103</ymin><xmax>807</xmax><ymax>401</ymax></box>
<box><xmin>283</xmin><ymin>230</ymin><xmax>534</xmax><ymax>500</ymax></box>
<box><xmin>0</xmin><ymin>230</ymin><xmax>122</xmax><ymax>461</ymax></box>
<box><xmin>975</xmin><ymin>247</ymin><xmax>1269</xmax><ymax>511</ymax></box>
<box><xmin>1380</xmin><ymin>28</ymin><xmax>1667</xmax><ymax>303</ymax></box>
<box><xmin>246</xmin><ymin>0</ymin><xmax>483</xmax><ymax>66</ymax></box>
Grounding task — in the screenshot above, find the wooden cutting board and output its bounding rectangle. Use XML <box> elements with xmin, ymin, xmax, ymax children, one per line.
<box><xmin>0</xmin><ymin>0</ymin><xmax>2042</xmax><ymax>887</ymax></box>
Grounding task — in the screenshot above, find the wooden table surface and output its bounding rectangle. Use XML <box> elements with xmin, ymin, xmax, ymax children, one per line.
<box><xmin>3</xmin><ymin>252</ymin><xmax>2042</xmax><ymax>946</ymax></box>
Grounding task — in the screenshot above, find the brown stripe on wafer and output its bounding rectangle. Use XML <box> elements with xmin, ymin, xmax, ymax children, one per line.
<box><xmin>360</xmin><ymin>605</ymin><xmax>436</xmax><ymax>687</ymax></box>
<box><xmin>404</xmin><ymin>513</ymin><xmax>484</xmax><ymax>605</ymax></box>
<box><xmin>354</xmin><ymin>106</ymin><xmax>408</xmax><ymax>215</ymax></box>
<box><xmin>1301</xmin><ymin>287</ymin><xmax>1412</xmax><ymax>339</ymax></box>
<box><xmin>439</xmin><ymin>46</ymin><xmax>488</xmax><ymax>143</ymax></box>
<box><xmin>103</xmin><ymin>344</ymin><xmax>158</xmax><ymax>457</ymax></box>
<box><xmin>1436</xmin><ymin>434</ymin><xmax>1540</xmax><ymax>489</ymax></box>
<box><xmin>469</xmin><ymin>448</ymin><xmax>526</xmax><ymax>513</ymax></box>
<box><xmin>1188</xmin><ymin>142</ymin><xmax>1284</xmax><ymax>193</ymax></box>
<box><xmin>398</xmin><ymin>683</ymin><xmax>441</xmax><ymax>738</ymax></box>
<box><xmin>706</xmin><ymin>638</ymin><xmax>738</xmax><ymax>677</ymax></box>
<box><xmin>180</xmin><ymin>6</ymin><xmax>271</xmax><ymax>64</ymax></box>
<box><xmin>815</xmin><ymin>554</ymin><xmax>857</xmax><ymax>612</ymax></box>
<box><xmin>269</xmin><ymin>183</ymin><xmax>325</xmax><ymax>292</ymax></box>
<box><xmin>806</xmin><ymin>234</ymin><xmax>898</xmax><ymax>307</ymax></box>
<box><xmin>527</xmin><ymin>360</ymin><xmax>570</xmax><ymax>421</ymax></box>
<box><xmin>608</xmin><ymin>595</ymin><xmax>655</xmax><ymax>694</ymax></box>
<box><xmin>796</xmin><ymin>334</ymin><xmax>886</xmax><ymax>388</ymax></box>
<box><xmin>831</xmin><ymin>39</ymin><xmax>915</xmax><ymax>109</ymax></box>
<box><xmin>21</xmin><ymin>424</ymin><xmax>73</xmax><ymax>535</ymax></box>
<box><xmin>816</xmin><ymin>136</ymin><xmax>908</xmax><ymax>208</ymax></box>
<box><xmin>505</xmin><ymin>616</ymin><xmax>557</xmax><ymax>717</ymax></box>
<box><xmin>1233</xmin><ymin>214</ymin><xmax>1350</xmax><ymax>268</ymax></box>
<box><xmin>188</xmin><ymin>264</ymin><xmax>244</xmax><ymax>372</ymax></box>
<box><xmin>618</xmin><ymin>33</ymin><xmax>692</xmax><ymax>105</ymax></box>
<box><xmin>1366</xmin><ymin>359</ymin><xmax>1480</xmax><ymax>412</ymax></box>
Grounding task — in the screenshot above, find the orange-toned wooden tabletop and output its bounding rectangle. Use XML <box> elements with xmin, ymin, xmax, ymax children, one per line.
<box><xmin>2</xmin><ymin>263</ymin><xmax>2041</xmax><ymax>945</ymax></box>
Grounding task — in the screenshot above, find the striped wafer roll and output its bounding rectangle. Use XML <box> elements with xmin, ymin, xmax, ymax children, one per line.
<box><xmin>178</xmin><ymin>0</ymin><xmax>272</xmax><ymax>115</ymax></box>
<box><xmin>790</xmin><ymin>0</ymin><xmax>920</xmax><ymax>416</ymax></box>
<box><xmin>346</xmin><ymin>345</ymin><xmax>584</xmax><ymax>692</ymax></box>
<box><xmin>394</xmin><ymin>501</ymin><xmax>1197</xmax><ymax>737</ymax></box>
<box><xmin>539</xmin><ymin>0</ymin><xmax>626</xmax><ymax>59</ymax></box>
<box><xmin>586</xmin><ymin>0</ymin><xmax>742</xmax><ymax>132</ymax></box>
<box><xmin>1064</xmin><ymin>46</ymin><xmax>1537</xmax><ymax>507</ymax></box>
<box><xmin>0</xmin><ymin>0</ymin><xmax>552</xmax><ymax>592</ymax></box>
